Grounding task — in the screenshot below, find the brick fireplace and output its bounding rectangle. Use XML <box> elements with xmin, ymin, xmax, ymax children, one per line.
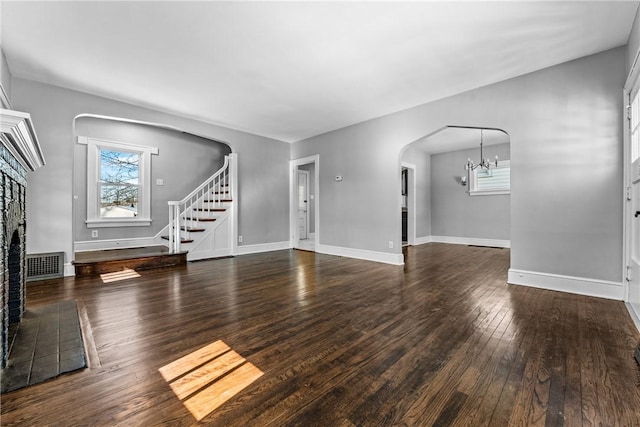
<box><xmin>1</xmin><ymin>147</ymin><xmax>26</xmax><ymax>368</ymax></box>
<box><xmin>0</xmin><ymin>108</ymin><xmax>45</xmax><ymax>368</ymax></box>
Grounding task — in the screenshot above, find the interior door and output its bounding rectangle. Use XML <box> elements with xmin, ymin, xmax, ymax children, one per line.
<box><xmin>627</xmin><ymin>88</ymin><xmax>640</xmax><ymax>316</ymax></box>
<box><xmin>297</xmin><ymin>170</ymin><xmax>309</xmax><ymax>240</ymax></box>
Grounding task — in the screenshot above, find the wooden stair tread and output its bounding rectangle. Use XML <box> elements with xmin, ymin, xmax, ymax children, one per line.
<box><xmin>180</xmin><ymin>226</ymin><xmax>206</xmax><ymax>232</ymax></box>
<box><xmin>203</xmin><ymin>199</ymin><xmax>232</xmax><ymax>203</ymax></box>
<box><xmin>161</xmin><ymin>236</ymin><xmax>194</xmax><ymax>243</ymax></box>
<box><xmin>194</xmin><ymin>208</ymin><xmax>227</xmax><ymax>212</ymax></box>
<box><xmin>185</xmin><ymin>217</ymin><xmax>218</xmax><ymax>222</ymax></box>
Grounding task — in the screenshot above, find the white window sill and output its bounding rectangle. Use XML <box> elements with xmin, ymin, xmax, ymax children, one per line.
<box><xmin>86</xmin><ymin>219</ymin><xmax>152</xmax><ymax>228</ymax></box>
<box><xmin>469</xmin><ymin>190</ymin><xmax>510</xmax><ymax>196</ymax></box>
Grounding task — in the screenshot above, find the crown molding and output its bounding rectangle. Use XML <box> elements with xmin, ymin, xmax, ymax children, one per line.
<box><xmin>1</xmin><ymin>108</ymin><xmax>45</xmax><ymax>171</ymax></box>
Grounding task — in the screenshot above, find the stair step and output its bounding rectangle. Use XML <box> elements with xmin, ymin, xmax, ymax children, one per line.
<box><xmin>180</xmin><ymin>226</ymin><xmax>206</xmax><ymax>232</ymax></box>
<box><xmin>213</xmin><ymin>190</ymin><xmax>230</xmax><ymax>195</ymax></box>
<box><xmin>161</xmin><ymin>236</ymin><xmax>194</xmax><ymax>244</ymax></box>
<box><xmin>194</xmin><ymin>208</ymin><xmax>227</xmax><ymax>212</ymax></box>
<box><xmin>203</xmin><ymin>199</ymin><xmax>232</xmax><ymax>203</ymax></box>
<box><xmin>184</xmin><ymin>217</ymin><xmax>218</xmax><ymax>222</ymax></box>
<box><xmin>73</xmin><ymin>246</ymin><xmax>187</xmax><ymax>277</ymax></box>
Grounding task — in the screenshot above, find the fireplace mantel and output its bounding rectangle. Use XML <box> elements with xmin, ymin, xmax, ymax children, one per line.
<box><xmin>1</xmin><ymin>108</ymin><xmax>44</xmax><ymax>368</ymax></box>
<box><xmin>0</xmin><ymin>109</ymin><xmax>45</xmax><ymax>172</ymax></box>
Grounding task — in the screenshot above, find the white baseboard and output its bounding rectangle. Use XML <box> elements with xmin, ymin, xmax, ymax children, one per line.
<box><xmin>414</xmin><ymin>236</ymin><xmax>433</xmax><ymax>245</ymax></box>
<box><xmin>625</xmin><ymin>302</ymin><xmax>640</xmax><ymax>333</ymax></box>
<box><xmin>64</xmin><ymin>263</ymin><xmax>75</xmax><ymax>277</ymax></box>
<box><xmin>431</xmin><ymin>235</ymin><xmax>511</xmax><ymax>248</ymax></box>
<box><xmin>75</xmin><ymin>236</ymin><xmax>164</xmax><ymax>253</ymax></box>
<box><xmin>235</xmin><ymin>241</ymin><xmax>290</xmax><ymax>256</ymax></box>
<box><xmin>318</xmin><ymin>244</ymin><xmax>404</xmax><ymax>265</ymax></box>
<box><xmin>508</xmin><ymin>268</ymin><xmax>624</xmax><ymax>301</ymax></box>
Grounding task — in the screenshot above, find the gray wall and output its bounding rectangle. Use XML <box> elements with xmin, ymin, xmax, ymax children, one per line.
<box><xmin>401</xmin><ymin>145</ymin><xmax>431</xmax><ymax>239</ymax></box>
<box><xmin>430</xmin><ymin>143</ymin><xmax>510</xmax><ymax>240</ymax></box>
<box><xmin>627</xmin><ymin>6</ymin><xmax>640</xmax><ymax>75</ymax></box>
<box><xmin>74</xmin><ymin>117</ymin><xmax>230</xmax><ymax>241</ymax></box>
<box><xmin>292</xmin><ymin>47</ymin><xmax>625</xmax><ymax>283</ymax></box>
<box><xmin>298</xmin><ymin>162</ymin><xmax>315</xmax><ymax>234</ymax></box>
<box><xmin>12</xmin><ymin>78</ymin><xmax>290</xmax><ymax>268</ymax></box>
<box><xmin>0</xmin><ymin>46</ymin><xmax>12</xmax><ymax>104</ymax></box>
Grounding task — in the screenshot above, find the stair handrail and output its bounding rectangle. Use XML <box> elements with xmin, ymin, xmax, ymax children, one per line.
<box><xmin>173</xmin><ymin>155</ymin><xmax>230</xmax><ymax>205</ymax></box>
<box><xmin>167</xmin><ymin>154</ymin><xmax>232</xmax><ymax>253</ymax></box>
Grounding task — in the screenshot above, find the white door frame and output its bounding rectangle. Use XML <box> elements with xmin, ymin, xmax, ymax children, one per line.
<box><xmin>401</xmin><ymin>161</ymin><xmax>416</xmax><ymax>246</ymax></box>
<box><xmin>297</xmin><ymin>169</ymin><xmax>310</xmax><ymax>240</ymax></box>
<box><xmin>290</xmin><ymin>155</ymin><xmax>320</xmax><ymax>251</ymax></box>
<box><xmin>623</xmin><ymin>53</ymin><xmax>640</xmax><ymax>331</ymax></box>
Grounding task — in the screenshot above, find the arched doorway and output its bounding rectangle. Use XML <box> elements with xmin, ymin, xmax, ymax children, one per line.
<box><xmin>399</xmin><ymin>126</ymin><xmax>511</xmax><ymax>255</ymax></box>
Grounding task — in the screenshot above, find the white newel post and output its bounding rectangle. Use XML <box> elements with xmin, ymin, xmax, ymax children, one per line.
<box><xmin>168</xmin><ymin>201</ymin><xmax>179</xmax><ymax>253</ymax></box>
<box><xmin>230</xmin><ymin>153</ymin><xmax>238</xmax><ymax>255</ymax></box>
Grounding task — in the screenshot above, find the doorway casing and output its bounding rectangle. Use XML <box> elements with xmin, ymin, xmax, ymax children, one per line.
<box><xmin>401</xmin><ymin>161</ymin><xmax>416</xmax><ymax>247</ymax></box>
<box><xmin>290</xmin><ymin>155</ymin><xmax>320</xmax><ymax>252</ymax></box>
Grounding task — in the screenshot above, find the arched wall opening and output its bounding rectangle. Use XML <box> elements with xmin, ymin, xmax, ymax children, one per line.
<box><xmin>71</xmin><ymin>114</ymin><xmax>232</xmax><ymax>252</ymax></box>
<box><xmin>398</xmin><ymin>125</ymin><xmax>511</xmax><ymax>256</ymax></box>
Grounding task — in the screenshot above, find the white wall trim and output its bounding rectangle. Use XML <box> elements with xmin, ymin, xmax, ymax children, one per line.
<box><xmin>75</xmin><ymin>236</ymin><xmax>163</xmax><ymax>253</ymax></box>
<box><xmin>508</xmin><ymin>268</ymin><xmax>624</xmax><ymax>301</ymax></box>
<box><xmin>414</xmin><ymin>236</ymin><xmax>433</xmax><ymax>245</ymax></box>
<box><xmin>318</xmin><ymin>244</ymin><xmax>404</xmax><ymax>265</ymax></box>
<box><xmin>236</xmin><ymin>241</ymin><xmax>290</xmax><ymax>256</ymax></box>
<box><xmin>625</xmin><ymin>303</ymin><xmax>640</xmax><ymax>333</ymax></box>
<box><xmin>431</xmin><ymin>235</ymin><xmax>511</xmax><ymax>248</ymax></box>
<box><xmin>64</xmin><ymin>263</ymin><xmax>75</xmax><ymax>277</ymax></box>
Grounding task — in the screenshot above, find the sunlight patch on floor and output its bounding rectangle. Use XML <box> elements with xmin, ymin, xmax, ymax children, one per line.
<box><xmin>99</xmin><ymin>268</ymin><xmax>141</xmax><ymax>283</ymax></box>
<box><xmin>159</xmin><ymin>340</ymin><xmax>263</xmax><ymax>421</ymax></box>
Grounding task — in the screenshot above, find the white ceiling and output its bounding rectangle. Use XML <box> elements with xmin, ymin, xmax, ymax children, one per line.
<box><xmin>1</xmin><ymin>1</ymin><xmax>638</xmax><ymax>143</ymax></box>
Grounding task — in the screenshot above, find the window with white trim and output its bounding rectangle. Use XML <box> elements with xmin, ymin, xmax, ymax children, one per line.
<box><xmin>469</xmin><ymin>160</ymin><xmax>510</xmax><ymax>196</ymax></box>
<box><xmin>81</xmin><ymin>137</ymin><xmax>157</xmax><ymax>227</ymax></box>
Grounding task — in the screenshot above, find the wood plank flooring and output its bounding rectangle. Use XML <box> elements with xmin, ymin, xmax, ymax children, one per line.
<box><xmin>1</xmin><ymin>243</ymin><xmax>639</xmax><ymax>426</ymax></box>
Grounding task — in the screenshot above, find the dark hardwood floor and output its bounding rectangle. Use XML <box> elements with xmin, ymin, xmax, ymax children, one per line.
<box><xmin>2</xmin><ymin>243</ymin><xmax>639</xmax><ymax>426</ymax></box>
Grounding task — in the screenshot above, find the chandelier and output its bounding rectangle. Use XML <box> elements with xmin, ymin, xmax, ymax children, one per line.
<box><xmin>465</xmin><ymin>129</ymin><xmax>498</xmax><ymax>171</ymax></box>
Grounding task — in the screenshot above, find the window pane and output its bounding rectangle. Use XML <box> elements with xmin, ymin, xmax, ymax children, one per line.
<box><xmin>100</xmin><ymin>149</ymin><xmax>139</xmax><ymax>184</ymax></box>
<box><xmin>100</xmin><ymin>184</ymin><xmax>139</xmax><ymax>218</ymax></box>
<box><xmin>476</xmin><ymin>167</ymin><xmax>510</xmax><ymax>191</ymax></box>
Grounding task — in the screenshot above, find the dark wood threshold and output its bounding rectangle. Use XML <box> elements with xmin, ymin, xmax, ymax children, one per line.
<box><xmin>72</xmin><ymin>246</ymin><xmax>187</xmax><ymax>277</ymax></box>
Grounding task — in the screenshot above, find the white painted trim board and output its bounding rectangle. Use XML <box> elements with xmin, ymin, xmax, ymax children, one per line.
<box><xmin>318</xmin><ymin>244</ymin><xmax>404</xmax><ymax>266</ymax></box>
<box><xmin>508</xmin><ymin>268</ymin><xmax>624</xmax><ymax>301</ymax></box>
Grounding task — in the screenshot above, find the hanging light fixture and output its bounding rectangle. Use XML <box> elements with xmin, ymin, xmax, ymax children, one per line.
<box><xmin>465</xmin><ymin>129</ymin><xmax>498</xmax><ymax>172</ymax></box>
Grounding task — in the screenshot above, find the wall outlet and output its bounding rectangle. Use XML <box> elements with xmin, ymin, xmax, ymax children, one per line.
<box><xmin>389</xmin><ymin>240</ymin><xmax>393</xmax><ymax>249</ymax></box>
<box><xmin>91</xmin><ymin>230</ymin><xmax>99</xmax><ymax>238</ymax></box>
<box><xmin>238</xmin><ymin>235</ymin><xmax>243</xmax><ymax>243</ymax></box>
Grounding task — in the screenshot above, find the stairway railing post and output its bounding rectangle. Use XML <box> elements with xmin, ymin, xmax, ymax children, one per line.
<box><xmin>229</xmin><ymin>153</ymin><xmax>238</xmax><ymax>255</ymax></box>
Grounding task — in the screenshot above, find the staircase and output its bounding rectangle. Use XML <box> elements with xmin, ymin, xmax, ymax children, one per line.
<box><xmin>165</xmin><ymin>153</ymin><xmax>237</xmax><ymax>261</ymax></box>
